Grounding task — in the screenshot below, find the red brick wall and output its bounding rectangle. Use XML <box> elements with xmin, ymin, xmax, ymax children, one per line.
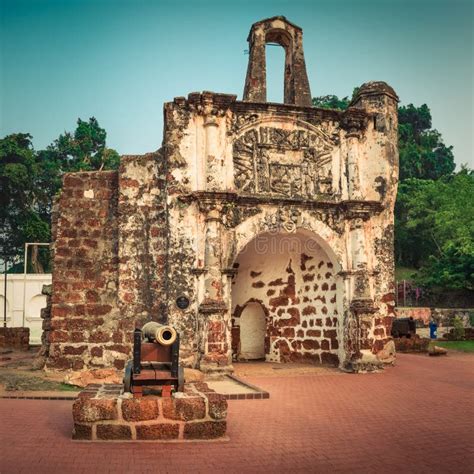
<box><xmin>47</xmin><ymin>171</ymin><xmax>121</xmax><ymax>371</ymax></box>
<box><xmin>0</xmin><ymin>327</ymin><xmax>30</xmax><ymax>350</ymax></box>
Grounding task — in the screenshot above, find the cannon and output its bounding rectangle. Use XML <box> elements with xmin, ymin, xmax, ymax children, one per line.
<box><xmin>123</xmin><ymin>322</ymin><xmax>184</xmax><ymax>398</ymax></box>
<box><xmin>391</xmin><ymin>317</ymin><xmax>416</xmax><ymax>338</ymax></box>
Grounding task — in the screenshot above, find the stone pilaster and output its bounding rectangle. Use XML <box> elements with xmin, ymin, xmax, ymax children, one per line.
<box><xmin>198</xmin><ymin>200</ymin><xmax>232</xmax><ymax>373</ymax></box>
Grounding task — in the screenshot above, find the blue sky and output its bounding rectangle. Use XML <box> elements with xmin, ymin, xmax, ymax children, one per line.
<box><xmin>1</xmin><ymin>0</ymin><xmax>473</xmax><ymax>165</ymax></box>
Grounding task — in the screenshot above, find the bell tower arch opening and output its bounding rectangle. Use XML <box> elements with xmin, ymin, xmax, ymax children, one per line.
<box><xmin>243</xmin><ymin>16</ymin><xmax>312</xmax><ymax>106</ymax></box>
<box><xmin>265</xmin><ymin>42</ymin><xmax>286</xmax><ymax>103</ymax></box>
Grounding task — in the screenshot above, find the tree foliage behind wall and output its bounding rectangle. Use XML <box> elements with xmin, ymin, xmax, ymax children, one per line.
<box><xmin>0</xmin><ymin>133</ymin><xmax>50</xmax><ymax>260</ymax></box>
<box><xmin>396</xmin><ymin>171</ymin><xmax>473</xmax><ymax>290</ymax></box>
<box><xmin>0</xmin><ymin>118</ymin><xmax>119</xmax><ymax>270</ymax></box>
<box><xmin>398</xmin><ymin>104</ymin><xmax>455</xmax><ymax>180</ymax></box>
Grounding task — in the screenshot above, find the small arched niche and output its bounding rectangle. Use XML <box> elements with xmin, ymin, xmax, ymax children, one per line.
<box><xmin>239</xmin><ymin>302</ymin><xmax>266</xmax><ymax>360</ymax></box>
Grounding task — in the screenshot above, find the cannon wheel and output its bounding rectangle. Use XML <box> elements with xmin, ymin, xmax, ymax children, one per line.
<box><xmin>123</xmin><ymin>360</ymin><xmax>133</xmax><ymax>393</ymax></box>
<box><xmin>177</xmin><ymin>366</ymin><xmax>184</xmax><ymax>392</ymax></box>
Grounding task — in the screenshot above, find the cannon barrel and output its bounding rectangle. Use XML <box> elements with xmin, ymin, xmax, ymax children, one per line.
<box><xmin>142</xmin><ymin>321</ymin><xmax>177</xmax><ymax>346</ymax></box>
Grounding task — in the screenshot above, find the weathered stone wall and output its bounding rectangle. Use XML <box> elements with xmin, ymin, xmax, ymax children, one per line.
<box><xmin>46</xmin><ymin>155</ymin><xmax>168</xmax><ymax>371</ymax></box>
<box><xmin>348</xmin><ymin>83</ymin><xmax>399</xmax><ymax>369</ymax></box>
<box><xmin>33</xmin><ymin>284</ymin><xmax>52</xmax><ymax>368</ymax></box>
<box><xmin>231</xmin><ymin>232</ymin><xmax>340</xmax><ymax>365</ymax></box>
<box><xmin>47</xmin><ymin>171</ymin><xmax>121</xmax><ymax>370</ymax></box>
<box><xmin>0</xmin><ymin>327</ymin><xmax>29</xmax><ymax>350</ymax></box>
<box><xmin>431</xmin><ymin>308</ymin><xmax>473</xmax><ymax>328</ymax></box>
<box><xmin>395</xmin><ymin>307</ymin><xmax>473</xmax><ymax>328</ymax></box>
<box><xmin>395</xmin><ymin>307</ymin><xmax>432</xmax><ymax>326</ymax></box>
<box><xmin>117</xmin><ymin>153</ymin><xmax>167</xmax><ymax>344</ymax></box>
<box><xmin>243</xmin><ymin>16</ymin><xmax>312</xmax><ymax>106</ymax></box>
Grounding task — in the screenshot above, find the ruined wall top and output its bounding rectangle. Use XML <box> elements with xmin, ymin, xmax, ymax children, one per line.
<box><xmin>352</xmin><ymin>81</ymin><xmax>399</xmax><ymax>103</ymax></box>
<box><xmin>243</xmin><ymin>16</ymin><xmax>312</xmax><ymax>107</ymax></box>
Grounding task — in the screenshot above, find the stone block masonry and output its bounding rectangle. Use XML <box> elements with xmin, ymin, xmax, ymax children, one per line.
<box><xmin>46</xmin><ymin>153</ymin><xmax>167</xmax><ymax>372</ymax></box>
<box><xmin>395</xmin><ymin>307</ymin><xmax>473</xmax><ymax>328</ymax></box>
<box><xmin>72</xmin><ymin>383</ymin><xmax>227</xmax><ymax>441</ymax></box>
<box><xmin>47</xmin><ymin>171</ymin><xmax>121</xmax><ymax>371</ymax></box>
<box><xmin>0</xmin><ymin>327</ymin><xmax>29</xmax><ymax>350</ymax></box>
<box><xmin>394</xmin><ymin>335</ymin><xmax>430</xmax><ymax>353</ymax></box>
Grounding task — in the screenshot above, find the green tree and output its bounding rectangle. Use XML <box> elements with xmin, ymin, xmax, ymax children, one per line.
<box><xmin>0</xmin><ymin>133</ymin><xmax>50</xmax><ymax>262</ymax></box>
<box><xmin>451</xmin><ymin>316</ymin><xmax>466</xmax><ymax>340</ymax></box>
<box><xmin>34</xmin><ymin>118</ymin><xmax>120</xmax><ymax>217</ymax></box>
<box><xmin>395</xmin><ymin>170</ymin><xmax>473</xmax><ymax>290</ymax></box>
<box><xmin>48</xmin><ymin>117</ymin><xmax>120</xmax><ymax>173</ymax></box>
<box><xmin>398</xmin><ymin>103</ymin><xmax>432</xmax><ymax>137</ymax></box>
<box><xmin>398</xmin><ymin>104</ymin><xmax>455</xmax><ymax>180</ymax></box>
<box><xmin>312</xmin><ymin>95</ymin><xmax>350</xmax><ymax>110</ymax></box>
<box><xmin>394</xmin><ymin>179</ymin><xmax>433</xmax><ymax>267</ymax></box>
<box><xmin>38</xmin><ymin>117</ymin><xmax>120</xmax><ymax>212</ymax></box>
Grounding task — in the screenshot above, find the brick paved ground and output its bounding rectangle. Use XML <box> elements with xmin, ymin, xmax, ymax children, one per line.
<box><xmin>1</xmin><ymin>353</ymin><xmax>473</xmax><ymax>473</ymax></box>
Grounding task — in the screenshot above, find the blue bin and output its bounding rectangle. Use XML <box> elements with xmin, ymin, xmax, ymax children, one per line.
<box><xmin>429</xmin><ymin>321</ymin><xmax>438</xmax><ymax>339</ymax></box>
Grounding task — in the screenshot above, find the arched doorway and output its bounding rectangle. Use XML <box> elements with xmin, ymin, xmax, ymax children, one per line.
<box><xmin>239</xmin><ymin>302</ymin><xmax>266</xmax><ymax>360</ymax></box>
<box><xmin>231</xmin><ymin>230</ymin><xmax>342</xmax><ymax>366</ymax></box>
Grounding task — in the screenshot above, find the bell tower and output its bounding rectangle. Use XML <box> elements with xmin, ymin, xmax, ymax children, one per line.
<box><xmin>243</xmin><ymin>16</ymin><xmax>312</xmax><ymax>106</ymax></box>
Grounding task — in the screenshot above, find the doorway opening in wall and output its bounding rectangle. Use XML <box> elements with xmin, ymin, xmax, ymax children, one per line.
<box><xmin>265</xmin><ymin>43</ymin><xmax>285</xmax><ymax>103</ymax></box>
<box><xmin>236</xmin><ymin>301</ymin><xmax>266</xmax><ymax>361</ymax></box>
<box><xmin>231</xmin><ymin>229</ymin><xmax>342</xmax><ymax>367</ymax></box>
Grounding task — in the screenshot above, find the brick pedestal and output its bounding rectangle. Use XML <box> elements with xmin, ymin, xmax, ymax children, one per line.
<box><xmin>72</xmin><ymin>382</ymin><xmax>227</xmax><ymax>441</ymax></box>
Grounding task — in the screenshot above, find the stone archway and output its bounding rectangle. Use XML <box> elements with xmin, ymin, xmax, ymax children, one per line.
<box><xmin>231</xmin><ymin>229</ymin><xmax>343</xmax><ymax>366</ymax></box>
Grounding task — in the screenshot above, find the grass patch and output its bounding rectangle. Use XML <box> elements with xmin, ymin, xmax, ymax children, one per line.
<box><xmin>430</xmin><ymin>340</ymin><xmax>474</xmax><ymax>353</ymax></box>
<box><xmin>0</xmin><ymin>373</ymin><xmax>79</xmax><ymax>392</ymax></box>
<box><xmin>57</xmin><ymin>382</ymin><xmax>80</xmax><ymax>391</ymax></box>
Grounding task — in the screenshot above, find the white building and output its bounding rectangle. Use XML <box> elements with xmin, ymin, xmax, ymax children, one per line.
<box><xmin>0</xmin><ymin>274</ymin><xmax>52</xmax><ymax>344</ymax></box>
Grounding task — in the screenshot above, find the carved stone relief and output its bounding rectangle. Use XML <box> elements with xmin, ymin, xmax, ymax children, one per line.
<box><xmin>233</xmin><ymin>125</ymin><xmax>335</xmax><ymax>198</ymax></box>
<box><xmin>221</xmin><ymin>204</ymin><xmax>263</xmax><ymax>230</ymax></box>
<box><xmin>228</xmin><ymin>113</ymin><xmax>259</xmax><ymax>135</ymax></box>
<box><xmin>261</xmin><ymin>207</ymin><xmax>302</xmax><ymax>233</ymax></box>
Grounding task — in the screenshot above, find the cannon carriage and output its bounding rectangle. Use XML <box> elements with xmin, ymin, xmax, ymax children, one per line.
<box><xmin>123</xmin><ymin>321</ymin><xmax>184</xmax><ymax>398</ymax></box>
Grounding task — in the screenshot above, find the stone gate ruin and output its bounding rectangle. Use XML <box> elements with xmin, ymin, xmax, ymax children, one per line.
<box><xmin>45</xmin><ymin>16</ymin><xmax>399</xmax><ymax>374</ymax></box>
